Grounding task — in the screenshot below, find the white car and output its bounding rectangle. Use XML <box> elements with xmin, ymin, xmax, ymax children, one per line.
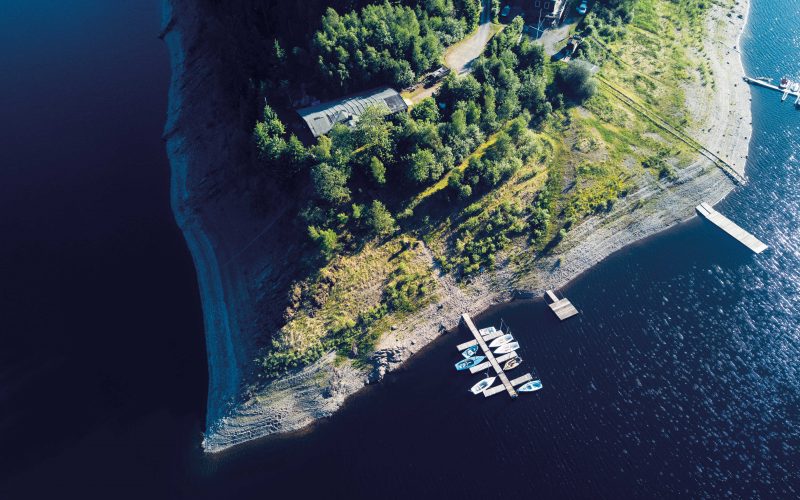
<box><xmin>577</xmin><ymin>1</ymin><xmax>588</xmax><ymax>14</ymax></box>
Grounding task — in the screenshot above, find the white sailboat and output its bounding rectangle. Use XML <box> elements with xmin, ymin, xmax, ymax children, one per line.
<box><xmin>493</xmin><ymin>341</ymin><xmax>519</xmax><ymax>355</ymax></box>
<box><xmin>518</xmin><ymin>379</ymin><xmax>543</xmax><ymax>393</ymax></box>
<box><xmin>469</xmin><ymin>376</ymin><xmax>497</xmax><ymax>395</ymax></box>
<box><xmin>488</xmin><ymin>334</ymin><xmax>514</xmax><ymax>348</ymax></box>
<box><xmin>502</xmin><ymin>356</ymin><xmax>522</xmax><ymax>371</ymax></box>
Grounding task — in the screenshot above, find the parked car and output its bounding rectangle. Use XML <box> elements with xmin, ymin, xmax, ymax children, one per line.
<box><xmin>577</xmin><ymin>1</ymin><xmax>588</xmax><ymax>14</ymax></box>
<box><xmin>423</xmin><ymin>66</ymin><xmax>451</xmax><ymax>88</ymax></box>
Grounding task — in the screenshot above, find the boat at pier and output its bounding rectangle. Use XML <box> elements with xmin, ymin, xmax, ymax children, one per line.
<box><xmin>780</xmin><ymin>76</ymin><xmax>790</xmax><ymax>88</ymax></box>
<box><xmin>488</xmin><ymin>334</ymin><xmax>514</xmax><ymax>348</ymax></box>
<box><xmin>518</xmin><ymin>379</ymin><xmax>543</xmax><ymax>393</ymax></box>
<box><xmin>493</xmin><ymin>341</ymin><xmax>520</xmax><ymax>355</ymax></box>
<box><xmin>469</xmin><ymin>376</ymin><xmax>496</xmax><ymax>394</ymax></box>
<box><xmin>455</xmin><ymin>356</ymin><xmax>485</xmax><ymax>371</ymax></box>
<box><xmin>478</xmin><ymin>326</ymin><xmax>496</xmax><ymax>336</ymax></box>
<box><xmin>461</xmin><ymin>345</ymin><xmax>479</xmax><ymax>358</ymax></box>
<box><xmin>502</xmin><ymin>356</ymin><xmax>522</xmax><ymax>371</ymax></box>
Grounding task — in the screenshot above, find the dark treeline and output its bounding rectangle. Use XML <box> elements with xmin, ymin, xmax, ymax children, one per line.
<box><xmin>257</xmin><ymin>0</ymin><xmax>482</xmax><ymax>100</ymax></box>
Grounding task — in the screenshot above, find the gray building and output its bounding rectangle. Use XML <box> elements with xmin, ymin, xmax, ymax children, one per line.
<box><xmin>296</xmin><ymin>86</ymin><xmax>408</xmax><ymax>139</ymax></box>
<box><xmin>530</xmin><ymin>0</ymin><xmax>567</xmax><ymax>25</ymax></box>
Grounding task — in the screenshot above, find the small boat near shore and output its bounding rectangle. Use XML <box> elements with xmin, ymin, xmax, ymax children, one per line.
<box><xmin>780</xmin><ymin>76</ymin><xmax>790</xmax><ymax>88</ymax></box>
<box><xmin>518</xmin><ymin>379</ymin><xmax>543</xmax><ymax>393</ymax></box>
<box><xmin>455</xmin><ymin>356</ymin><xmax>485</xmax><ymax>371</ymax></box>
<box><xmin>502</xmin><ymin>356</ymin><xmax>522</xmax><ymax>371</ymax></box>
<box><xmin>461</xmin><ymin>345</ymin><xmax>479</xmax><ymax>358</ymax></box>
<box><xmin>488</xmin><ymin>334</ymin><xmax>514</xmax><ymax>348</ymax></box>
<box><xmin>469</xmin><ymin>376</ymin><xmax>496</xmax><ymax>394</ymax></box>
<box><xmin>493</xmin><ymin>341</ymin><xmax>519</xmax><ymax>355</ymax></box>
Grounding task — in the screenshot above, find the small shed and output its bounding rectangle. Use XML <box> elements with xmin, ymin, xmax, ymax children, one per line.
<box><xmin>296</xmin><ymin>86</ymin><xmax>408</xmax><ymax>138</ymax></box>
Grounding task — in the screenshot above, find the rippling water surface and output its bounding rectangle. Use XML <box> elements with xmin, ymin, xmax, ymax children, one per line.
<box><xmin>1</xmin><ymin>0</ymin><xmax>799</xmax><ymax>497</ymax></box>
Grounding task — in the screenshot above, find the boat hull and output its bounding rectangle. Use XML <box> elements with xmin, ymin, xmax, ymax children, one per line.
<box><xmin>488</xmin><ymin>334</ymin><xmax>514</xmax><ymax>348</ymax></box>
<box><xmin>469</xmin><ymin>376</ymin><xmax>497</xmax><ymax>394</ymax></box>
<box><xmin>455</xmin><ymin>356</ymin><xmax>486</xmax><ymax>371</ymax></box>
<box><xmin>502</xmin><ymin>356</ymin><xmax>521</xmax><ymax>371</ymax></box>
<box><xmin>518</xmin><ymin>379</ymin><xmax>543</xmax><ymax>392</ymax></box>
<box><xmin>461</xmin><ymin>345</ymin><xmax>479</xmax><ymax>358</ymax></box>
<box><xmin>493</xmin><ymin>341</ymin><xmax>520</xmax><ymax>355</ymax></box>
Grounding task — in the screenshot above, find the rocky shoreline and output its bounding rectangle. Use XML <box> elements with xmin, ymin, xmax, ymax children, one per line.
<box><xmin>161</xmin><ymin>0</ymin><xmax>753</xmax><ymax>453</ymax></box>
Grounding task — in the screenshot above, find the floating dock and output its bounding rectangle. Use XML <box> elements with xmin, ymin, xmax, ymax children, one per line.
<box><xmin>544</xmin><ymin>290</ymin><xmax>579</xmax><ymax>320</ymax></box>
<box><xmin>696</xmin><ymin>202</ymin><xmax>768</xmax><ymax>254</ymax></box>
<box><xmin>743</xmin><ymin>76</ymin><xmax>800</xmax><ymax>105</ymax></box>
<box><xmin>459</xmin><ymin>314</ymin><xmax>531</xmax><ymax>398</ymax></box>
<box><xmin>469</xmin><ymin>352</ymin><xmax>517</xmax><ymax>374</ymax></box>
<box><xmin>482</xmin><ymin>373</ymin><xmax>533</xmax><ymax>397</ymax></box>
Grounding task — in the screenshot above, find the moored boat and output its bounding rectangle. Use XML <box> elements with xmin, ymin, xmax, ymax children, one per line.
<box><xmin>455</xmin><ymin>356</ymin><xmax>485</xmax><ymax>371</ymax></box>
<box><xmin>493</xmin><ymin>341</ymin><xmax>519</xmax><ymax>355</ymax></box>
<box><xmin>469</xmin><ymin>376</ymin><xmax>496</xmax><ymax>394</ymax></box>
<box><xmin>488</xmin><ymin>333</ymin><xmax>514</xmax><ymax>348</ymax></box>
<box><xmin>518</xmin><ymin>379</ymin><xmax>543</xmax><ymax>392</ymax></box>
<box><xmin>461</xmin><ymin>345</ymin><xmax>479</xmax><ymax>358</ymax></box>
<box><xmin>780</xmin><ymin>77</ymin><xmax>790</xmax><ymax>88</ymax></box>
<box><xmin>478</xmin><ymin>326</ymin><xmax>497</xmax><ymax>336</ymax></box>
<box><xmin>502</xmin><ymin>356</ymin><xmax>522</xmax><ymax>371</ymax></box>
<box><xmin>792</xmin><ymin>82</ymin><xmax>800</xmax><ymax>93</ymax></box>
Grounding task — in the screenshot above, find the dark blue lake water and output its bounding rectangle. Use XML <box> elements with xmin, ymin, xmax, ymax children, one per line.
<box><xmin>1</xmin><ymin>0</ymin><xmax>799</xmax><ymax>498</ymax></box>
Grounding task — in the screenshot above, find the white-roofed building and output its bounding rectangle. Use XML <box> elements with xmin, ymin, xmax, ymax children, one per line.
<box><xmin>296</xmin><ymin>86</ymin><xmax>408</xmax><ymax>139</ymax></box>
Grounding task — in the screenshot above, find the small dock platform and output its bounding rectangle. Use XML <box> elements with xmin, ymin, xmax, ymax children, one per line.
<box><xmin>696</xmin><ymin>202</ymin><xmax>768</xmax><ymax>254</ymax></box>
<box><xmin>544</xmin><ymin>290</ymin><xmax>579</xmax><ymax>320</ymax></box>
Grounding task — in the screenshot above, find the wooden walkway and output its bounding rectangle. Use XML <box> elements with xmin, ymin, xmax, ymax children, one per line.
<box><xmin>469</xmin><ymin>352</ymin><xmax>516</xmax><ymax>374</ymax></box>
<box><xmin>696</xmin><ymin>202</ymin><xmax>768</xmax><ymax>254</ymax></box>
<box><xmin>461</xmin><ymin>314</ymin><xmax>518</xmax><ymax>398</ymax></box>
<box><xmin>743</xmin><ymin>76</ymin><xmax>800</xmax><ymax>102</ymax></box>
<box><xmin>482</xmin><ymin>373</ymin><xmax>532</xmax><ymax>397</ymax></box>
<box><xmin>545</xmin><ymin>290</ymin><xmax>579</xmax><ymax>320</ymax></box>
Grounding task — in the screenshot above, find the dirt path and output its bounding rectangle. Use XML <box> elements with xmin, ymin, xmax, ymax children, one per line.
<box><xmin>445</xmin><ymin>0</ymin><xmax>494</xmax><ymax>74</ymax></box>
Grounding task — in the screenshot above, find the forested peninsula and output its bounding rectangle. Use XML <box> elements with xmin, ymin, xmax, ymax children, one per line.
<box><xmin>161</xmin><ymin>0</ymin><xmax>752</xmax><ymax>452</ymax></box>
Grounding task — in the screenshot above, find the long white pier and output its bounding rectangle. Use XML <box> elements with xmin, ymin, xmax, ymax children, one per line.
<box><xmin>696</xmin><ymin>202</ymin><xmax>768</xmax><ymax>254</ymax></box>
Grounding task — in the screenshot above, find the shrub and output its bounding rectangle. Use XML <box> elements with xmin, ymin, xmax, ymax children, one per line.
<box><xmin>366</xmin><ymin>200</ymin><xmax>397</xmax><ymax>238</ymax></box>
<box><xmin>308</xmin><ymin>226</ymin><xmax>338</xmax><ymax>260</ymax></box>
<box><xmin>557</xmin><ymin>60</ymin><xmax>598</xmax><ymax>103</ymax></box>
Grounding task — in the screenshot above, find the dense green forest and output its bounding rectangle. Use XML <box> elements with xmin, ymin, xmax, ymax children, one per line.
<box><xmin>260</xmin><ymin>0</ymin><xmax>482</xmax><ymax>98</ymax></box>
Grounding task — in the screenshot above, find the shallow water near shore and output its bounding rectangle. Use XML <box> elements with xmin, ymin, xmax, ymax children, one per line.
<box><xmin>2</xmin><ymin>0</ymin><xmax>800</xmax><ymax>497</ymax></box>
